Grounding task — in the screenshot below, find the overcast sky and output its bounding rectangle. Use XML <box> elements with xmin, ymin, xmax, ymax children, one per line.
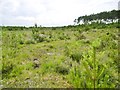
<box><xmin>0</xmin><ymin>0</ymin><xmax>119</xmax><ymax>27</ymax></box>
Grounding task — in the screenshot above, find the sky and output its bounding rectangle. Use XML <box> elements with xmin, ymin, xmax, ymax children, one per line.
<box><xmin>0</xmin><ymin>0</ymin><xmax>119</xmax><ymax>27</ymax></box>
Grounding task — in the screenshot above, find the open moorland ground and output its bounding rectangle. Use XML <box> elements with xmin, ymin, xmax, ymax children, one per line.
<box><xmin>1</xmin><ymin>23</ymin><xmax>119</xmax><ymax>88</ymax></box>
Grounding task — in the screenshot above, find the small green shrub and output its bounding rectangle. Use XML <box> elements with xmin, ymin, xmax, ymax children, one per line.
<box><xmin>82</xmin><ymin>39</ymin><xmax>90</xmax><ymax>44</ymax></box>
<box><xmin>70</xmin><ymin>52</ymin><xmax>83</xmax><ymax>63</ymax></box>
<box><xmin>38</xmin><ymin>36</ymin><xmax>45</xmax><ymax>42</ymax></box>
<box><xmin>58</xmin><ymin>33</ymin><xmax>70</xmax><ymax>40</ymax></box>
<box><xmin>78</xmin><ymin>29</ymin><xmax>82</xmax><ymax>33</ymax></box>
<box><xmin>55</xmin><ymin>65</ymin><xmax>69</xmax><ymax>75</ymax></box>
<box><xmin>32</xmin><ymin>29</ymin><xmax>46</xmax><ymax>43</ymax></box>
<box><xmin>83</xmin><ymin>27</ymin><xmax>90</xmax><ymax>31</ymax></box>
<box><xmin>67</xmin><ymin>66</ymin><xmax>86</xmax><ymax>88</ymax></box>
<box><xmin>32</xmin><ymin>33</ymin><xmax>46</xmax><ymax>43</ymax></box>
<box><xmin>10</xmin><ymin>66</ymin><xmax>23</xmax><ymax>77</ymax></box>
<box><xmin>59</xmin><ymin>35</ymin><xmax>65</xmax><ymax>40</ymax></box>
<box><xmin>19</xmin><ymin>40</ymin><xmax>24</xmax><ymax>44</ymax></box>
<box><xmin>76</xmin><ymin>34</ymin><xmax>86</xmax><ymax>40</ymax></box>
<box><xmin>64</xmin><ymin>45</ymin><xmax>72</xmax><ymax>57</ymax></box>
<box><xmin>2</xmin><ymin>63</ymin><xmax>14</xmax><ymax>79</ymax></box>
<box><xmin>40</xmin><ymin>61</ymin><xmax>56</xmax><ymax>74</ymax></box>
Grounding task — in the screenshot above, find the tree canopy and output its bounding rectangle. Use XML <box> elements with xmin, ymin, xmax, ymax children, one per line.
<box><xmin>75</xmin><ymin>10</ymin><xmax>119</xmax><ymax>24</ymax></box>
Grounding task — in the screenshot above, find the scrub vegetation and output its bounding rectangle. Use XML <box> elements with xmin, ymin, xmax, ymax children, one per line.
<box><xmin>1</xmin><ymin>10</ymin><xmax>119</xmax><ymax>88</ymax></box>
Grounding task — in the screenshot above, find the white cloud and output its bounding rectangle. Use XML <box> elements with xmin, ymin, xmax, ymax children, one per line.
<box><xmin>16</xmin><ymin>16</ymin><xmax>35</xmax><ymax>22</ymax></box>
<box><xmin>0</xmin><ymin>0</ymin><xmax>119</xmax><ymax>27</ymax></box>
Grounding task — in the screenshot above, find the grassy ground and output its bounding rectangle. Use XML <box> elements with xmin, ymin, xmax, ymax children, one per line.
<box><xmin>1</xmin><ymin>25</ymin><xmax>119</xmax><ymax>88</ymax></box>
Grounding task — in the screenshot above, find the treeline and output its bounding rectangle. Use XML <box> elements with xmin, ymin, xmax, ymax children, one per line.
<box><xmin>1</xmin><ymin>26</ymin><xmax>27</xmax><ymax>31</ymax></box>
<box><xmin>1</xmin><ymin>9</ymin><xmax>119</xmax><ymax>31</ymax></box>
<box><xmin>1</xmin><ymin>22</ymin><xmax>118</xmax><ymax>32</ymax></box>
<box><xmin>75</xmin><ymin>10</ymin><xmax>119</xmax><ymax>24</ymax></box>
